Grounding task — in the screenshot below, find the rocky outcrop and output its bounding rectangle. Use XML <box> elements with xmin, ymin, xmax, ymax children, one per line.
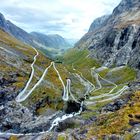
<box><xmin>75</xmin><ymin>0</ymin><xmax>140</xmax><ymax>68</ymax></box>
<box><xmin>88</xmin><ymin>15</ymin><xmax>110</xmax><ymax>32</ymax></box>
<box><xmin>101</xmin><ymin>98</ymin><xmax>128</xmax><ymax>113</ymax></box>
<box><xmin>0</xmin><ymin>101</ymin><xmax>33</xmax><ymax>133</ymax></box>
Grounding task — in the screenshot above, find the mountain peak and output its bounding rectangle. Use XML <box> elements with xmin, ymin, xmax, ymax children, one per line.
<box><xmin>47</xmin><ymin>34</ymin><xmax>63</xmax><ymax>38</ymax></box>
<box><xmin>113</xmin><ymin>0</ymin><xmax>140</xmax><ymax>15</ymax></box>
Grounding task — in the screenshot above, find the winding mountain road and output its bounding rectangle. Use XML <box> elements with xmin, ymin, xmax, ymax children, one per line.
<box><xmin>72</xmin><ymin>64</ymin><xmax>95</xmax><ymax>95</ymax></box>
<box><xmin>71</xmin><ymin>64</ymin><xmax>128</xmax><ymax>106</ymax></box>
<box><xmin>16</xmin><ymin>48</ymin><xmax>70</xmax><ymax>102</ymax></box>
<box><xmin>14</xmin><ymin>48</ymin><xmax>129</xmax><ymax>133</ymax></box>
<box><xmin>52</xmin><ymin>62</ymin><xmax>69</xmax><ymax>101</ymax></box>
<box><xmin>89</xmin><ymin>67</ymin><xmax>118</xmax><ymax>100</ymax></box>
<box><xmin>86</xmin><ymin>86</ymin><xmax>128</xmax><ymax>105</ymax></box>
<box><xmin>67</xmin><ymin>79</ymin><xmax>80</xmax><ymax>103</ymax></box>
<box><xmin>16</xmin><ymin>47</ymin><xmax>39</xmax><ymax>102</ymax></box>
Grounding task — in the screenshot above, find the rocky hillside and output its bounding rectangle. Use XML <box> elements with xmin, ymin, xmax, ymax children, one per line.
<box><xmin>1</xmin><ymin>0</ymin><xmax>140</xmax><ymax>139</ymax></box>
<box><xmin>0</xmin><ymin>28</ymin><xmax>71</xmax><ymax>134</ymax></box>
<box><xmin>75</xmin><ymin>0</ymin><xmax>140</xmax><ymax>69</ymax></box>
<box><xmin>0</xmin><ymin>13</ymin><xmax>33</xmax><ymax>46</ymax></box>
<box><xmin>88</xmin><ymin>15</ymin><xmax>110</xmax><ymax>32</ymax></box>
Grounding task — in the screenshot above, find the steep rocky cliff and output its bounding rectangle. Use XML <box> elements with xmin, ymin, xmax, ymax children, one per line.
<box><xmin>88</xmin><ymin>15</ymin><xmax>110</xmax><ymax>32</ymax></box>
<box><xmin>75</xmin><ymin>0</ymin><xmax>140</xmax><ymax>68</ymax></box>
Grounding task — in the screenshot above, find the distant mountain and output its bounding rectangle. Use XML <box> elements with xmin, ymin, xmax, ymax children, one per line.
<box><xmin>31</xmin><ymin>32</ymin><xmax>71</xmax><ymax>49</ymax></box>
<box><xmin>75</xmin><ymin>0</ymin><xmax>140</xmax><ymax>68</ymax></box>
<box><xmin>0</xmin><ymin>12</ymin><xmax>72</xmax><ymax>58</ymax></box>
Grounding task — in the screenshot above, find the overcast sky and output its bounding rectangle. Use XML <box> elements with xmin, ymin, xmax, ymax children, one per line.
<box><xmin>0</xmin><ymin>0</ymin><xmax>121</xmax><ymax>39</ymax></box>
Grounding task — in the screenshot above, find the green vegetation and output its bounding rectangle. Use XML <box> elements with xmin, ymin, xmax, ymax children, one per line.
<box><xmin>9</xmin><ymin>136</ymin><xmax>18</xmax><ymax>140</ymax></box>
<box><xmin>85</xmin><ymin>91</ymin><xmax>140</xmax><ymax>139</ymax></box>
<box><xmin>1</xmin><ymin>28</ymin><xmax>139</xmax><ymax>139</ymax></box>
<box><xmin>63</xmin><ymin>48</ymin><xmax>101</xmax><ymax>83</ymax></box>
<box><xmin>62</xmin><ymin>48</ymin><xmax>137</xmax><ymax>122</ymax></box>
<box><xmin>63</xmin><ymin>48</ymin><xmax>100</xmax><ymax>67</ymax></box>
<box><xmin>106</xmin><ymin>66</ymin><xmax>136</xmax><ymax>84</ymax></box>
<box><xmin>57</xmin><ymin>135</ymin><xmax>66</xmax><ymax>140</ymax></box>
<box><xmin>83</xmin><ymin>66</ymin><xmax>136</xmax><ymax>119</ymax></box>
<box><xmin>0</xmin><ymin>29</ymin><xmax>35</xmax><ymax>94</ymax></box>
<box><xmin>23</xmin><ymin>63</ymin><xmax>70</xmax><ymax>115</ymax></box>
<box><xmin>0</xmin><ymin>29</ymin><xmax>70</xmax><ymax>114</ymax></box>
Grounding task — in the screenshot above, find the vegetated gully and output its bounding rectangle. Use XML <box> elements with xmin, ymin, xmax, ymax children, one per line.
<box><xmin>14</xmin><ymin>46</ymin><xmax>128</xmax><ymax>134</ymax></box>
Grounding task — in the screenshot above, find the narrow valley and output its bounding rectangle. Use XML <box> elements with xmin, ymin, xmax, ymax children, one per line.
<box><xmin>0</xmin><ymin>0</ymin><xmax>140</xmax><ymax>139</ymax></box>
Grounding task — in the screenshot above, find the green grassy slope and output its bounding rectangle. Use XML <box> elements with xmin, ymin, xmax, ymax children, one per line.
<box><xmin>63</xmin><ymin>48</ymin><xmax>101</xmax><ymax>82</ymax></box>
<box><xmin>0</xmin><ymin>29</ymin><xmax>69</xmax><ymax>115</ymax></box>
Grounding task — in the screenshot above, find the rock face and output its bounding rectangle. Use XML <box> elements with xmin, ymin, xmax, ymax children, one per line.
<box><xmin>113</xmin><ymin>0</ymin><xmax>140</xmax><ymax>15</ymax></box>
<box><xmin>88</xmin><ymin>15</ymin><xmax>110</xmax><ymax>32</ymax></box>
<box><xmin>101</xmin><ymin>98</ymin><xmax>128</xmax><ymax>113</ymax></box>
<box><xmin>31</xmin><ymin>32</ymin><xmax>71</xmax><ymax>49</ymax></box>
<box><xmin>75</xmin><ymin>0</ymin><xmax>140</xmax><ymax>68</ymax></box>
<box><xmin>0</xmin><ymin>101</ymin><xmax>33</xmax><ymax>133</ymax></box>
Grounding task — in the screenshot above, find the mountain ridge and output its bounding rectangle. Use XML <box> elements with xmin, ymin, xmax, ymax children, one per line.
<box><xmin>112</xmin><ymin>0</ymin><xmax>140</xmax><ymax>15</ymax></box>
<box><xmin>0</xmin><ymin>12</ymin><xmax>72</xmax><ymax>57</ymax></box>
<box><xmin>31</xmin><ymin>32</ymin><xmax>71</xmax><ymax>49</ymax></box>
